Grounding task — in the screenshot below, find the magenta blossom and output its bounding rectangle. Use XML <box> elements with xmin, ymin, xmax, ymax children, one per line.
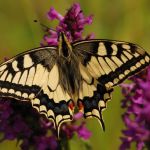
<box><xmin>120</xmin><ymin>67</ymin><xmax>150</xmax><ymax>150</ymax></box>
<box><xmin>41</xmin><ymin>3</ymin><xmax>93</xmax><ymax>46</ymax></box>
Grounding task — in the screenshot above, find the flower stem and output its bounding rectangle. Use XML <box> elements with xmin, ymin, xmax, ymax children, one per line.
<box><xmin>57</xmin><ymin>137</ymin><xmax>70</xmax><ymax>150</ymax></box>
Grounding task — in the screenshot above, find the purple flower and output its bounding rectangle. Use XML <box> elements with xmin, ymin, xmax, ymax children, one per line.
<box><xmin>73</xmin><ymin>112</ymin><xmax>83</xmax><ymax>120</ymax></box>
<box><xmin>34</xmin><ymin>136</ymin><xmax>57</xmax><ymax>150</ymax></box>
<box><xmin>62</xmin><ymin>121</ymin><xmax>92</xmax><ymax>140</ymax></box>
<box><xmin>0</xmin><ymin>3</ymin><xmax>92</xmax><ymax>150</ymax></box>
<box><xmin>41</xmin><ymin>3</ymin><xmax>94</xmax><ymax>46</ymax></box>
<box><xmin>120</xmin><ymin>67</ymin><xmax>150</xmax><ymax>150</ymax></box>
<box><xmin>47</xmin><ymin>7</ymin><xmax>63</xmax><ymax>21</ymax></box>
<box><xmin>76</xmin><ymin>123</ymin><xmax>92</xmax><ymax>140</ymax></box>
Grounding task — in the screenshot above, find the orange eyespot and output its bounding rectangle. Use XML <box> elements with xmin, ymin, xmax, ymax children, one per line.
<box><xmin>78</xmin><ymin>101</ymin><xmax>84</xmax><ymax>111</ymax></box>
<box><xmin>68</xmin><ymin>101</ymin><xmax>75</xmax><ymax>110</ymax></box>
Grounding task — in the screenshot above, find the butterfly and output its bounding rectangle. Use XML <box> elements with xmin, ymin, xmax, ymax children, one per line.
<box><xmin>0</xmin><ymin>32</ymin><xmax>149</xmax><ymax>137</ymax></box>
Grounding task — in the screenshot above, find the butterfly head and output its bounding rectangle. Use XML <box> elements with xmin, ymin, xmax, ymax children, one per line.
<box><xmin>58</xmin><ymin>32</ymin><xmax>72</xmax><ymax>58</ymax></box>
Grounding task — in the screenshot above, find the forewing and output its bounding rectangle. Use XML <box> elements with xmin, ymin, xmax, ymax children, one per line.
<box><xmin>73</xmin><ymin>40</ymin><xmax>150</xmax><ymax>128</ymax></box>
<box><xmin>0</xmin><ymin>47</ymin><xmax>57</xmax><ymax>100</ymax></box>
<box><xmin>73</xmin><ymin>40</ymin><xmax>150</xmax><ymax>88</ymax></box>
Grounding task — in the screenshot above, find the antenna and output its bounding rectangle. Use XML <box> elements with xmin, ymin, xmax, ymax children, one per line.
<box><xmin>34</xmin><ymin>20</ymin><xmax>56</xmax><ymax>33</ymax></box>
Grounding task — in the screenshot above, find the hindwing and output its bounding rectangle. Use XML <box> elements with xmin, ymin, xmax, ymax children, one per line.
<box><xmin>77</xmin><ymin>63</ymin><xmax>113</xmax><ymax>129</ymax></box>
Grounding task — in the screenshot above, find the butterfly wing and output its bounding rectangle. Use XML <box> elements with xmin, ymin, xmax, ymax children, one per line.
<box><xmin>0</xmin><ymin>47</ymin><xmax>74</xmax><ymax>136</ymax></box>
<box><xmin>0</xmin><ymin>47</ymin><xmax>57</xmax><ymax>99</ymax></box>
<box><xmin>73</xmin><ymin>40</ymin><xmax>150</xmax><ymax>127</ymax></box>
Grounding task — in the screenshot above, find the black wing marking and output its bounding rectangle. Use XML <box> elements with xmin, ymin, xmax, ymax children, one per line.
<box><xmin>78</xmin><ymin>62</ymin><xmax>113</xmax><ymax>128</ymax></box>
<box><xmin>0</xmin><ymin>47</ymin><xmax>57</xmax><ymax>100</ymax></box>
<box><xmin>77</xmin><ymin>69</ymin><xmax>113</xmax><ymax>129</ymax></box>
<box><xmin>73</xmin><ymin>40</ymin><xmax>150</xmax><ymax>88</ymax></box>
<box><xmin>31</xmin><ymin>63</ymin><xmax>74</xmax><ymax>137</ymax></box>
<box><xmin>73</xmin><ymin>40</ymin><xmax>150</xmax><ymax>128</ymax></box>
<box><xmin>31</xmin><ymin>86</ymin><xmax>74</xmax><ymax>137</ymax></box>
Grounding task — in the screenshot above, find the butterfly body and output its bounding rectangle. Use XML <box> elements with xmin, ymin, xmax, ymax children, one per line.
<box><xmin>0</xmin><ymin>32</ymin><xmax>150</xmax><ymax>136</ymax></box>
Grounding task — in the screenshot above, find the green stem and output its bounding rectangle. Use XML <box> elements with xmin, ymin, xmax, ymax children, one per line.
<box><xmin>57</xmin><ymin>137</ymin><xmax>70</xmax><ymax>150</ymax></box>
<box><xmin>145</xmin><ymin>141</ymin><xmax>150</xmax><ymax>150</ymax></box>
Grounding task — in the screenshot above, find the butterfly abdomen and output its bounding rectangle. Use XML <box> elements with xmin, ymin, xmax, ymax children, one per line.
<box><xmin>57</xmin><ymin>54</ymin><xmax>81</xmax><ymax>96</ymax></box>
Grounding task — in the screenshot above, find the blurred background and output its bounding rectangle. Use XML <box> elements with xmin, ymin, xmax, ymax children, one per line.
<box><xmin>0</xmin><ymin>0</ymin><xmax>150</xmax><ymax>149</ymax></box>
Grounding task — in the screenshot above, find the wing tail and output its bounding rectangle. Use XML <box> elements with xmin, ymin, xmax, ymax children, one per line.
<box><xmin>77</xmin><ymin>83</ymin><xmax>113</xmax><ymax>130</ymax></box>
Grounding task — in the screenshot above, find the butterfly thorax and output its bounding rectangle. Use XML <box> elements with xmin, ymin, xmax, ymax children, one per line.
<box><xmin>57</xmin><ymin>32</ymin><xmax>81</xmax><ymax>99</ymax></box>
<box><xmin>58</xmin><ymin>32</ymin><xmax>72</xmax><ymax>59</ymax></box>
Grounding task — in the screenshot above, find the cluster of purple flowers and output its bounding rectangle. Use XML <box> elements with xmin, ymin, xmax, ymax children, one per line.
<box><xmin>120</xmin><ymin>67</ymin><xmax>150</xmax><ymax>150</ymax></box>
<box><xmin>0</xmin><ymin>3</ymin><xmax>92</xmax><ymax>150</ymax></box>
<box><xmin>41</xmin><ymin>3</ymin><xmax>93</xmax><ymax>46</ymax></box>
<box><xmin>0</xmin><ymin>100</ymin><xmax>91</xmax><ymax>149</ymax></box>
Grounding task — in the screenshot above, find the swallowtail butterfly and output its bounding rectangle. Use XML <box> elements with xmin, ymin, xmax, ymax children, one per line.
<box><xmin>0</xmin><ymin>32</ymin><xmax>149</xmax><ymax>136</ymax></box>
